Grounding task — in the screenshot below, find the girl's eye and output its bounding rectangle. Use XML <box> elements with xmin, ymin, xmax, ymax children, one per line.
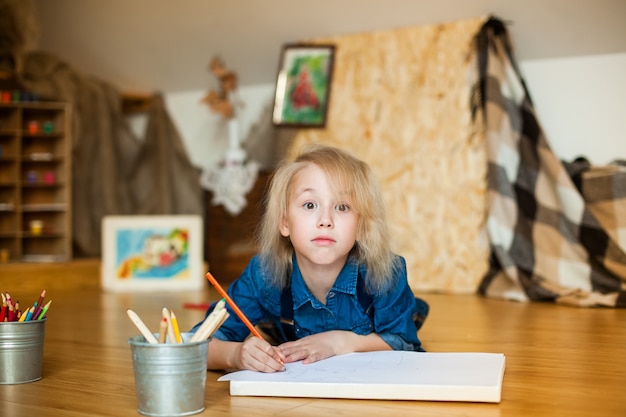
<box><xmin>303</xmin><ymin>201</ymin><xmax>317</xmax><ymax>210</ymax></box>
<box><xmin>335</xmin><ymin>203</ymin><xmax>350</xmax><ymax>212</ymax></box>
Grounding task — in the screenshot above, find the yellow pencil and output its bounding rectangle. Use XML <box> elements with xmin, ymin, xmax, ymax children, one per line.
<box><xmin>18</xmin><ymin>306</ymin><xmax>30</xmax><ymax>322</ymax></box>
<box><xmin>170</xmin><ymin>310</ymin><xmax>183</xmax><ymax>343</ymax></box>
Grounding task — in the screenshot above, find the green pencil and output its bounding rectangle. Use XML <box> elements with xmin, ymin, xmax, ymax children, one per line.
<box><xmin>36</xmin><ymin>300</ymin><xmax>52</xmax><ymax>320</ymax></box>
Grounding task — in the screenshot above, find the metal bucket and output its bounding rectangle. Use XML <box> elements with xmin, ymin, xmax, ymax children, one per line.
<box><xmin>129</xmin><ymin>333</ymin><xmax>210</xmax><ymax>417</ymax></box>
<box><xmin>0</xmin><ymin>319</ymin><xmax>46</xmax><ymax>384</ymax></box>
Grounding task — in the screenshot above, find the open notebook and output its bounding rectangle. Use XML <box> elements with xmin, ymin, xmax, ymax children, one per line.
<box><xmin>218</xmin><ymin>351</ymin><xmax>506</xmax><ymax>403</ymax></box>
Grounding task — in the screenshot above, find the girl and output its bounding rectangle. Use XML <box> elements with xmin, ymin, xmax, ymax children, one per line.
<box><xmin>194</xmin><ymin>144</ymin><xmax>428</xmax><ymax>372</ymax></box>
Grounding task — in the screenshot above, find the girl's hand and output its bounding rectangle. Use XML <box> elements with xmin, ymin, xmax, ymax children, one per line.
<box><xmin>231</xmin><ymin>337</ymin><xmax>285</xmax><ymax>372</ymax></box>
<box><xmin>278</xmin><ymin>331</ymin><xmax>346</xmax><ymax>364</ymax></box>
<box><xmin>279</xmin><ymin>331</ymin><xmax>390</xmax><ymax>364</ymax></box>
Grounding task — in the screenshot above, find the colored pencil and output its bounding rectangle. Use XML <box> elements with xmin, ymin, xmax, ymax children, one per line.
<box><xmin>190</xmin><ymin>299</ymin><xmax>226</xmax><ymax>342</ymax></box>
<box><xmin>205</xmin><ymin>272</ymin><xmax>264</xmax><ymax>340</ymax></box>
<box><xmin>192</xmin><ymin>308</ymin><xmax>229</xmax><ymax>342</ymax></box>
<box><xmin>35</xmin><ymin>289</ymin><xmax>46</xmax><ymax>311</ymax></box>
<box><xmin>170</xmin><ymin>310</ymin><xmax>183</xmax><ymax>343</ymax></box>
<box><xmin>36</xmin><ymin>300</ymin><xmax>52</xmax><ymax>320</ymax></box>
<box><xmin>0</xmin><ymin>293</ymin><xmax>6</xmax><ymax>322</ymax></box>
<box><xmin>31</xmin><ymin>304</ymin><xmax>43</xmax><ymax>322</ymax></box>
<box><xmin>18</xmin><ymin>307</ymin><xmax>29</xmax><ymax>322</ymax></box>
<box><xmin>162</xmin><ymin>307</ymin><xmax>176</xmax><ymax>343</ymax></box>
<box><xmin>126</xmin><ymin>309</ymin><xmax>158</xmax><ymax>344</ymax></box>
<box><xmin>158</xmin><ymin>317</ymin><xmax>168</xmax><ymax>343</ymax></box>
<box><xmin>7</xmin><ymin>301</ymin><xmax>15</xmax><ymax>322</ymax></box>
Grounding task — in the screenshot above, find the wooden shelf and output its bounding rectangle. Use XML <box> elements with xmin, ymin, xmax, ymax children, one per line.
<box><xmin>0</xmin><ymin>101</ymin><xmax>72</xmax><ymax>263</ymax></box>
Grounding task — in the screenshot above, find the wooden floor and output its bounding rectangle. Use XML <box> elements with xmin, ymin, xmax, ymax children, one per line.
<box><xmin>1</xmin><ymin>260</ymin><xmax>625</xmax><ymax>417</ymax></box>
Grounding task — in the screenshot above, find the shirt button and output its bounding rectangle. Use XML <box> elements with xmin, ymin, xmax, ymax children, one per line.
<box><xmin>328</xmin><ymin>292</ymin><xmax>335</xmax><ymax>298</ymax></box>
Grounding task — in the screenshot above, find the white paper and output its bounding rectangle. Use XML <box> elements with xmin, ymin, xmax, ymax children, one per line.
<box><xmin>218</xmin><ymin>351</ymin><xmax>506</xmax><ymax>403</ymax></box>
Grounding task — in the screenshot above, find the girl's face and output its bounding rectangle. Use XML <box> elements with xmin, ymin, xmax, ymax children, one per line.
<box><xmin>280</xmin><ymin>163</ymin><xmax>359</xmax><ymax>271</ymax></box>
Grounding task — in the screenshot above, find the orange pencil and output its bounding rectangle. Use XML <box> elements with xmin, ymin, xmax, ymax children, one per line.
<box><xmin>205</xmin><ymin>272</ymin><xmax>264</xmax><ymax>340</ymax></box>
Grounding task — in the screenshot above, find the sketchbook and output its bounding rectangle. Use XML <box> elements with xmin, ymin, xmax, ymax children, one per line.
<box><xmin>218</xmin><ymin>351</ymin><xmax>506</xmax><ymax>403</ymax></box>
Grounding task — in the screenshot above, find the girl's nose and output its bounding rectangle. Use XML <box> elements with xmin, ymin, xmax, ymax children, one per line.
<box><xmin>317</xmin><ymin>209</ymin><xmax>334</xmax><ymax>228</ymax></box>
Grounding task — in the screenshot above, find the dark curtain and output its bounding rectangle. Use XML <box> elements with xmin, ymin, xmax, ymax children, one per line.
<box><xmin>21</xmin><ymin>51</ymin><xmax>203</xmax><ymax>257</ymax></box>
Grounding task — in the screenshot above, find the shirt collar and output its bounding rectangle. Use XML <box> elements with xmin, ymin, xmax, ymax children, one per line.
<box><xmin>291</xmin><ymin>254</ymin><xmax>361</xmax><ymax>308</ymax></box>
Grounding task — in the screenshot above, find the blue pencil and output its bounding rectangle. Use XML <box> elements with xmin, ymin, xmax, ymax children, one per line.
<box><xmin>25</xmin><ymin>307</ymin><xmax>34</xmax><ymax>321</ymax></box>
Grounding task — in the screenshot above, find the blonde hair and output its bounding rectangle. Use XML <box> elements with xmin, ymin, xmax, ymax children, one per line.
<box><xmin>258</xmin><ymin>144</ymin><xmax>397</xmax><ymax>291</ymax></box>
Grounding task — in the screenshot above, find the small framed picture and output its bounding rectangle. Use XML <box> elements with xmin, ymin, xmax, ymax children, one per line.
<box><xmin>272</xmin><ymin>44</ymin><xmax>335</xmax><ymax>128</ymax></box>
<box><xmin>101</xmin><ymin>215</ymin><xmax>204</xmax><ymax>292</ymax></box>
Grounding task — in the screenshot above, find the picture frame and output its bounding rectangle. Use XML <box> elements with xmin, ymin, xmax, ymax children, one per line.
<box><xmin>101</xmin><ymin>215</ymin><xmax>204</xmax><ymax>292</ymax></box>
<box><xmin>272</xmin><ymin>43</ymin><xmax>335</xmax><ymax>128</ymax></box>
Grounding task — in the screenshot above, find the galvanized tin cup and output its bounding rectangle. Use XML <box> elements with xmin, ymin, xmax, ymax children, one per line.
<box><xmin>128</xmin><ymin>333</ymin><xmax>210</xmax><ymax>417</ymax></box>
<box><xmin>0</xmin><ymin>319</ymin><xmax>46</xmax><ymax>384</ymax></box>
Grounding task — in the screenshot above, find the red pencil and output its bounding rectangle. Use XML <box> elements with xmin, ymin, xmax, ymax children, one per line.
<box><xmin>7</xmin><ymin>301</ymin><xmax>15</xmax><ymax>322</ymax></box>
<box><xmin>0</xmin><ymin>293</ymin><xmax>6</xmax><ymax>322</ymax></box>
<box><xmin>34</xmin><ymin>289</ymin><xmax>46</xmax><ymax>310</ymax></box>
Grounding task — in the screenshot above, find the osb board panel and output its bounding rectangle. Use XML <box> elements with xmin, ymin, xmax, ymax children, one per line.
<box><xmin>290</xmin><ymin>17</ymin><xmax>489</xmax><ymax>293</ymax></box>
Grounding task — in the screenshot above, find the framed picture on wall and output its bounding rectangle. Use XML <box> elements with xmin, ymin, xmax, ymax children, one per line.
<box><xmin>272</xmin><ymin>44</ymin><xmax>335</xmax><ymax>128</ymax></box>
<box><xmin>101</xmin><ymin>215</ymin><xmax>204</xmax><ymax>292</ymax></box>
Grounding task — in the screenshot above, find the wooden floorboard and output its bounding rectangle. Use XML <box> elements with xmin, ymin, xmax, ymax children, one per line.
<box><xmin>1</xmin><ymin>258</ymin><xmax>102</xmax><ymax>292</ymax></box>
<box><xmin>1</xmin><ymin>261</ymin><xmax>625</xmax><ymax>416</ymax></box>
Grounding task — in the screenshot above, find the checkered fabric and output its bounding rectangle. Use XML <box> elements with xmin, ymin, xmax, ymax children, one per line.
<box><xmin>578</xmin><ymin>162</ymin><xmax>626</xmax><ymax>271</ymax></box>
<box><xmin>471</xmin><ymin>17</ymin><xmax>626</xmax><ymax>307</ymax></box>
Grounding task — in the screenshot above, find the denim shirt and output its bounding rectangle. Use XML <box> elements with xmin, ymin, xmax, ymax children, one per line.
<box><xmin>193</xmin><ymin>254</ymin><xmax>426</xmax><ymax>351</ymax></box>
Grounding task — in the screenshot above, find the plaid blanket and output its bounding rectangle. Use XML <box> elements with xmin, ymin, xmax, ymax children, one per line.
<box><xmin>471</xmin><ymin>17</ymin><xmax>626</xmax><ymax>307</ymax></box>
